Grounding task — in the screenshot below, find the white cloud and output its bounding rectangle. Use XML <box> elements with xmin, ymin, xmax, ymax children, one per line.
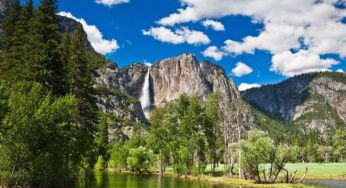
<box><xmin>142</xmin><ymin>27</ymin><xmax>210</xmax><ymax>45</ymax></box>
<box><xmin>58</xmin><ymin>12</ymin><xmax>119</xmax><ymax>55</ymax></box>
<box><xmin>232</xmin><ymin>62</ymin><xmax>253</xmax><ymax>77</ymax></box>
<box><xmin>202</xmin><ymin>20</ymin><xmax>225</xmax><ymax>31</ymax></box>
<box><xmin>95</xmin><ymin>0</ymin><xmax>129</xmax><ymax>6</ymax></box>
<box><xmin>157</xmin><ymin>0</ymin><xmax>346</xmax><ymax>76</ymax></box>
<box><xmin>142</xmin><ymin>27</ymin><xmax>184</xmax><ymax>44</ymax></box>
<box><xmin>202</xmin><ymin>46</ymin><xmax>226</xmax><ymax>61</ymax></box>
<box><xmin>336</xmin><ymin>69</ymin><xmax>344</xmax><ymax>73</ymax></box>
<box><xmin>238</xmin><ymin>83</ymin><xmax>261</xmax><ymax>91</ymax></box>
<box><xmin>271</xmin><ymin>50</ymin><xmax>339</xmax><ymax>77</ymax></box>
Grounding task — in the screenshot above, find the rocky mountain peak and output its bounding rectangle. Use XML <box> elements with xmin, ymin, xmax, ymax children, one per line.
<box><xmin>243</xmin><ymin>72</ymin><xmax>346</xmax><ymax>137</ymax></box>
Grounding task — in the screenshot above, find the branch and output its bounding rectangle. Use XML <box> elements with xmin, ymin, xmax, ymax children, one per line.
<box><xmin>298</xmin><ymin>167</ymin><xmax>308</xmax><ymax>183</ymax></box>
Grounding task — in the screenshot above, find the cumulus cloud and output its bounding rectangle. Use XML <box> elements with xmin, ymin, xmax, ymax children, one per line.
<box><xmin>157</xmin><ymin>0</ymin><xmax>346</xmax><ymax>76</ymax></box>
<box><xmin>336</xmin><ymin>69</ymin><xmax>344</xmax><ymax>73</ymax></box>
<box><xmin>232</xmin><ymin>62</ymin><xmax>253</xmax><ymax>77</ymax></box>
<box><xmin>238</xmin><ymin>83</ymin><xmax>261</xmax><ymax>91</ymax></box>
<box><xmin>202</xmin><ymin>20</ymin><xmax>225</xmax><ymax>31</ymax></box>
<box><xmin>58</xmin><ymin>12</ymin><xmax>119</xmax><ymax>55</ymax></box>
<box><xmin>142</xmin><ymin>27</ymin><xmax>210</xmax><ymax>45</ymax></box>
<box><xmin>271</xmin><ymin>50</ymin><xmax>339</xmax><ymax>77</ymax></box>
<box><xmin>202</xmin><ymin>46</ymin><xmax>226</xmax><ymax>61</ymax></box>
<box><xmin>95</xmin><ymin>0</ymin><xmax>129</xmax><ymax>6</ymax></box>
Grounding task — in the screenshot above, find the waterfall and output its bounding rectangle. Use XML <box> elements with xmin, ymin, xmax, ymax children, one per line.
<box><xmin>140</xmin><ymin>66</ymin><xmax>151</xmax><ymax>118</ymax></box>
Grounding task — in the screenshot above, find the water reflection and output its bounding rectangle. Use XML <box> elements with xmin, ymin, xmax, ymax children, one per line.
<box><xmin>303</xmin><ymin>179</ymin><xmax>346</xmax><ymax>188</ymax></box>
<box><xmin>76</xmin><ymin>172</ymin><xmax>346</xmax><ymax>188</ymax></box>
<box><xmin>78</xmin><ymin>172</ymin><xmax>237</xmax><ymax>188</ymax></box>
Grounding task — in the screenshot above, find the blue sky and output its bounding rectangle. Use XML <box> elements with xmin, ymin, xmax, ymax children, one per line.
<box><xmin>25</xmin><ymin>0</ymin><xmax>346</xmax><ymax>90</ymax></box>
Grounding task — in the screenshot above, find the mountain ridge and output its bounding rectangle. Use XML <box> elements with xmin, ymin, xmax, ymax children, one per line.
<box><xmin>242</xmin><ymin>71</ymin><xmax>346</xmax><ymax>142</ymax></box>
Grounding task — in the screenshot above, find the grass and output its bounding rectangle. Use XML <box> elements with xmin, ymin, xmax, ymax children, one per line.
<box><xmin>285</xmin><ymin>163</ymin><xmax>346</xmax><ymax>180</ymax></box>
<box><xmin>189</xmin><ymin>175</ymin><xmax>313</xmax><ymax>188</ymax></box>
<box><xmin>164</xmin><ymin>163</ymin><xmax>346</xmax><ymax>187</ymax></box>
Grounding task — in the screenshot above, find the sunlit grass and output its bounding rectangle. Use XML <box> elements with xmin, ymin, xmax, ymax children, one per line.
<box><xmin>285</xmin><ymin>163</ymin><xmax>346</xmax><ymax>179</ymax></box>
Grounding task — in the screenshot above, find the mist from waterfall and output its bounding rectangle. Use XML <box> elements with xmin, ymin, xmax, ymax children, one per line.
<box><xmin>140</xmin><ymin>65</ymin><xmax>151</xmax><ymax>118</ymax></box>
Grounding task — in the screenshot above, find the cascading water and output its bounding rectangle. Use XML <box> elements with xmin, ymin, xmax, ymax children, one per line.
<box><xmin>139</xmin><ymin>66</ymin><xmax>151</xmax><ymax>118</ymax></box>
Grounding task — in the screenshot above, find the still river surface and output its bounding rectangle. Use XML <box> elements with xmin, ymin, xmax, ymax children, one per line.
<box><xmin>76</xmin><ymin>172</ymin><xmax>346</xmax><ymax>188</ymax></box>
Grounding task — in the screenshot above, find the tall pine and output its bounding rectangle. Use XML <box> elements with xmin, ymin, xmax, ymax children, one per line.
<box><xmin>28</xmin><ymin>0</ymin><xmax>62</xmax><ymax>94</ymax></box>
<box><xmin>0</xmin><ymin>0</ymin><xmax>22</xmax><ymax>78</ymax></box>
<box><xmin>63</xmin><ymin>25</ymin><xmax>98</xmax><ymax>154</ymax></box>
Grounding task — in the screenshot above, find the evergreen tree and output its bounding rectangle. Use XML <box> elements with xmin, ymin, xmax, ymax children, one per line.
<box><xmin>27</xmin><ymin>0</ymin><xmax>62</xmax><ymax>93</ymax></box>
<box><xmin>66</xmin><ymin>25</ymin><xmax>98</xmax><ymax>140</ymax></box>
<box><xmin>0</xmin><ymin>0</ymin><xmax>21</xmax><ymax>75</ymax></box>
<box><xmin>0</xmin><ymin>0</ymin><xmax>34</xmax><ymax>82</ymax></box>
<box><xmin>0</xmin><ymin>0</ymin><xmax>21</xmax><ymax>52</ymax></box>
<box><xmin>96</xmin><ymin>114</ymin><xmax>109</xmax><ymax>159</ymax></box>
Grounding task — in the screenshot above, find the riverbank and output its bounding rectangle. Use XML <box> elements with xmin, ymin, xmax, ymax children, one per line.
<box><xmin>103</xmin><ymin>163</ymin><xmax>346</xmax><ymax>187</ymax></box>
<box><xmin>103</xmin><ymin>169</ymin><xmax>309</xmax><ymax>188</ymax></box>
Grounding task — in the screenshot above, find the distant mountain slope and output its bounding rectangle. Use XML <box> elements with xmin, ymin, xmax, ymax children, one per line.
<box><xmin>242</xmin><ymin>72</ymin><xmax>346</xmax><ymax>137</ymax></box>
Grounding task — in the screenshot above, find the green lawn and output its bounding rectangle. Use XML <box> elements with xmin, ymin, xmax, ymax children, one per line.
<box><xmin>165</xmin><ymin>163</ymin><xmax>346</xmax><ymax>179</ymax></box>
<box><xmin>284</xmin><ymin>163</ymin><xmax>346</xmax><ymax>179</ymax></box>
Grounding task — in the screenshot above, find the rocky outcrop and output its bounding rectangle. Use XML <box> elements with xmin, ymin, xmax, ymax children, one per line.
<box><xmin>93</xmin><ymin>63</ymin><xmax>148</xmax><ymax>141</ymax></box>
<box><xmin>104</xmin><ymin>53</ymin><xmax>255</xmax><ymax>134</ymax></box>
<box><xmin>57</xmin><ymin>16</ymin><xmax>96</xmax><ymax>53</ymax></box>
<box><xmin>243</xmin><ymin>72</ymin><xmax>346</xmax><ymax>136</ymax></box>
<box><xmin>0</xmin><ymin>0</ymin><xmax>12</xmax><ymax>22</ymax></box>
<box><xmin>150</xmin><ymin>54</ymin><xmax>215</xmax><ymax>107</ymax></box>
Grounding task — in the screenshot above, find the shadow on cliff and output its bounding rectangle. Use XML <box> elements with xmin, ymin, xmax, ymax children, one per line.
<box><xmin>241</xmin><ymin>72</ymin><xmax>319</xmax><ymax>122</ymax></box>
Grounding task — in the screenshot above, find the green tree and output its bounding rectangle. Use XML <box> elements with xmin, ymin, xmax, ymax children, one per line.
<box><xmin>239</xmin><ymin>130</ymin><xmax>274</xmax><ymax>182</ymax></box>
<box><xmin>127</xmin><ymin>146</ymin><xmax>155</xmax><ymax>173</ymax></box>
<box><xmin>0</xmin><ymin>0</ymin><xmax>21</xmax><ymax>53</ymax></box>
<box><xmin>95</xmin><ymin>114</ymin><xmax>109</xmax><ymax>158</ymax></box>
<box><xmin>204</xmin><ymin>93</ymin><xmax>223</xmax><ymax>175</ymax></box>
<box><xmin>64</xmin><ymin>25</ymin><xmax>98</xmax><ymax>141</ymax></box>
<box><xmin>108</xmin><ymin>142</ymin><xmax>129</xmax><ymax>170</ymax></box>
<box><xmin>333</xmin><ymin>128</ymin><xmax>346</xmax><ymax>162</ymax></box>
<box><xmin>0</xmin><ymin>81</ymin><xmax>85</xmax><ymax>186</ymax></box>
<box><xmin>146</xmin><ymin>108</ymin><xmax>169</xmax><ymax>174</ymax></box>
<box><xmin>306</xmin><ymin>134</ymin><xmax>320</xmax><ymax>162</ymax></box>
<box><xmin>26</xmin><ymin>0</ymin><xmax>62</xmax><ymax>93</ymax></box>
<box><xmin>94</xmin><ymin>156</ymin><xmax>105</xmax><ymax>170</ymax></box>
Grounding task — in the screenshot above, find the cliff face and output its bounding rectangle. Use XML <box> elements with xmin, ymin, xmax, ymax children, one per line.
<box><xmin>93</xmin><ymin>63</ymin><xmax>148</xmax><ymax>141</ymax></box>
<box><xmin>101</xmin><ymin>53</ymin><xmax>255</xmax><ymax>137</ymax></box>
<box><xmin>0</xmin><ymin>0</ymin><xmax>11</xmax><ymax>22</ymax></box>
<box><xmin>243</xmin><ymin>72</ymin><xmax>346</xmax><ymax>136</ymax></box>
<box><xmin>115</xmin><ymin>53</ymin><xmax>241</xmax><ymax>109</ymax></box>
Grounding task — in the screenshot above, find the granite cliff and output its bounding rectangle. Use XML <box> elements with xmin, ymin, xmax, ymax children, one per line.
<box><xmin>98</xmin><ymin>53</ymin><xmax>255</xmax><ymax>139</ymax></box>
<box><xmin>243</xmin><ymin>72</ymin><xmax>346</xmax><ymax>139</ymax></box>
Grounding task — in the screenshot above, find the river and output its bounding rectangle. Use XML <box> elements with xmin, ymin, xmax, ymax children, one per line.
<box><xmin>76</xmin><ymin>172</ymin><xmax>346</xmax><ymax>188</ymax></box>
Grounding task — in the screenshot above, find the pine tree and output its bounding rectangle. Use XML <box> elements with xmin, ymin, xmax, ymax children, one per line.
<box><xmin>0</xmin><ymin>0</ymin><xmax>21</xmax><ymax>52</ymax></box>
<box><xmin>96</xmin><ymin>114</ymin><xmax>109</xmax><ymax>158</ymax></box>
<box><xmin>0</xmin><ymin>0</ymin><xmax>35</xmax><ymax>82</ymax></box>
<box><xmin>66</xmin><ymin>25</ymin><xmax>98</xmax><ymax>152</ymax></box>
<box><xmin>0</xmin><ymin>0</ymin><xmax>22</xmax><ymax>77</ymax></box>
<box><xmin>27</xmin><ymin>0</ymin><xmax>62</xmax><ymax>93</ymax></box>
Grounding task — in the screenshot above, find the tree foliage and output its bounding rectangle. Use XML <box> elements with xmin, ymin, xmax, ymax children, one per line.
<box><xmin>0</xmin><ymin>82</ymin><xmax>84</xmax><ymax>186</ymax></box>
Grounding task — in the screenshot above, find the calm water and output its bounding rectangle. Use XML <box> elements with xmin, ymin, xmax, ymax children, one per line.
<box><xmin>303</xmin><ymin>179</ymin><xmax>346</xmax><ymax>188</ymax></box>
<box><xmin>77</xmin><ymin>172</ymin><xmax>241</xmax><ymax>188</ymax></box>
<box><xmin>76</xmin><ymin>172</ymin><xmax>346</xmax><ymax>188</ymax></box>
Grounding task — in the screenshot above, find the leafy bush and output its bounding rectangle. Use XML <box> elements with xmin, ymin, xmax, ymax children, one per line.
<box><xmin>127</xmin><ymin>146</ymin><xmax>155</xmax><ymax>173</ymax></box>
<box><xmin>94</xmin><ymin>156</ymin><xmax>105</xmax><ymax>170</ymax></box>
